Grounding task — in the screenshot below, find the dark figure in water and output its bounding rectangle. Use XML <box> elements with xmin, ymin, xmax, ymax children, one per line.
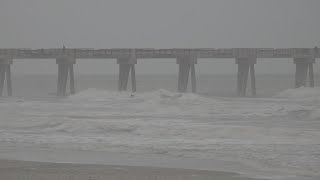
<box><xmin>315</xmin><ymin>46</ymin><xmax>318</xmax><ymax>57</ymax></box>
<box><xmin>130</xmin><ymin>94</ymin><xmax>134</xmax><ymax>98</ymax></box>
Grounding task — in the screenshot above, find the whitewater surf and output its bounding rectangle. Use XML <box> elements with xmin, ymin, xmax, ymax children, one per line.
<box><xmin>0</xmin><ymin>88</ymin><xmax>319</xmax><ymax>179</ymax></box>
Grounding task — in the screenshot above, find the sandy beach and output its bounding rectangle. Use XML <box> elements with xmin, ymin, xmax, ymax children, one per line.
<box><xmin>0</xmin><ymin>159</ymin><xmax>269</xmax><ymax>180</ymax></box>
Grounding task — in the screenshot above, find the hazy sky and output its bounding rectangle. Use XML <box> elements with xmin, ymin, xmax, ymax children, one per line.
<box><xmin>1</xmin><ymin>0</ymin><xmax>320</xmax><ymax>74</ymax></box>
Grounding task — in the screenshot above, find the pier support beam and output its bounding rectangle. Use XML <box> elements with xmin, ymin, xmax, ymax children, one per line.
<box><xmin>56</xmin><ymin>57</ymin><xmax>76</xmax><ymax>96</ymax></box>
<box><xmin>236</xmin><ymin>58</ymin><xmax>257</xmax><ymax>97</ymax></box>
<box><xmin>0</xmin><ymin>58</ymin><xmax>13</xmax><ymax>96</ymax></box>
<box><xmin>177</xmin><ymin>56</ymin><xmax>197</xmax><ymax>93</ymax></box>
<box><xmin>117</xmin><ymin>54</ymin><xmax>137</xmax><ymax>92</ymax></box>
<box><xmin>294</xmin><ymin>58</ymin><xmax>315</xmax><ymax>88</ymax></box>
<box><xmin>69</xmin><ymin>64</ymin><xmax>75</xmax><ymax>94</ymax></box>
<box><xmin>131</xmin><ymin>64</ymin><xmax>136</xmax><ymax>92</ymax></box>
<box><xmin>191</xmin><ymin>63</ymin><xmax>196</xmax><ymax>93</ymax></box>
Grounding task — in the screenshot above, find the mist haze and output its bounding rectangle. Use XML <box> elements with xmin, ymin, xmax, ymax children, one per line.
<box><xmin>0</xmin><ymin>1</ymin><xmax>320</xmax><ymax>180</ymax></box>
<box><xmin>1</xmin><ymin>0</ymin><xmax>319</xmax><ymax>74</ymax></box>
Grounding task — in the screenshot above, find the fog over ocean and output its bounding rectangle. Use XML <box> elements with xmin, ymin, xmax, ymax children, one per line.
<box><xmin>1</xmin><ymin>0</ymin><xmax>320</xmax><ymax>179</ymax></box>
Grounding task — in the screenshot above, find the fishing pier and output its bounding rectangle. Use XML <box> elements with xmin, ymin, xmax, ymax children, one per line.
<box><xmin>0</xmin><ymin>48</ymin><xmax>318</xmax><ymax>97</ymax></box>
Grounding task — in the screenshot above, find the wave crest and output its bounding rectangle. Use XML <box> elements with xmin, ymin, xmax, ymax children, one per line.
<box><xmin>274</xmin><ymin>87</ymin><xmax>320</xmax><ymax>100</ymax></box>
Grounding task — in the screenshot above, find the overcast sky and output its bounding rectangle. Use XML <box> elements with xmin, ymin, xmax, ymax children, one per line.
<box><xmin>1</xmin><ymin>0</ymin><xmax>320</xmax><ymax>74</ymax></box>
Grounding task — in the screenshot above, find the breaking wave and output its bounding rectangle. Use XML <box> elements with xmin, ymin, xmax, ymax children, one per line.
<box><xmin>0</xmin><ymin>88</ymin><xmax>320</xmax><ymax>178</ymax></box>
<box><xmin>274</xmin><ymin>87</ymin><xmax>320</xmax><ymax>100</ymax></box>
<box><xmin>273</xmin><ymin>87</ymin><xmax>320</xmax><ymax>120</ymax></box>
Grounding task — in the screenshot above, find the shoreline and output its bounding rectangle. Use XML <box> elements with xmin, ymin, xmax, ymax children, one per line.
<box><xmin>1</xmin><ymin>144</ymin><xmax>319</xmax><ymax>180</ymax></box>
<box><xmin>0</xmin><ymin>159</ymin><xmax>267</xmax><ymax>180</ymax></box>
<box><xmin>0</xmin><ymin>144</ymin><xmax>275</xmax><ymax>179</ymax></box>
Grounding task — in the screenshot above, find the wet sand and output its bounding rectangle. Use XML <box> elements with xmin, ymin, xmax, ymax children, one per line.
<box><xmin>0</xmin><ymin>159</ymin><xmax>267</xmax><ymax>180</ymax></box>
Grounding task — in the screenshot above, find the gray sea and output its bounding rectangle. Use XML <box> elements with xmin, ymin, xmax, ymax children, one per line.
<box><xmin>8</xmin><ymin>73</ymin><xmax>310</xmax><ymax>99</ymax></box>
<box><xmin>0</xmin><ymin>73</ymin><xmax>320</xmax><ymax>180</ymax></box>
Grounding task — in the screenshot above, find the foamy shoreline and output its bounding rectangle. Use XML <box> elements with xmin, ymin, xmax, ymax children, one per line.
<box><xmin>1</xmin><ymin>144</ymin><xmax>319</xmax><ymax>180</ymax></box>
<box><xmin>0</xmin><ymin>159</ymin><xmax>268</xmax><ymax>180</ymax></box>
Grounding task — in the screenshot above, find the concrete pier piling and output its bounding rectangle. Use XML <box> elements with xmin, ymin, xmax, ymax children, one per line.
<box><xmin>0</xmin><ymin>58</ymin><xmax>13</xmax><ymax>96</ymax></box>
<box><xmin>0</xmin><ymin>66</ymin><xmax>6</xmax><ymax>96</ymax></box>
<box><xmin>69</xmin><ymin>64</ymin><xmax>75</xmax><ymax>94</ymax></box>
<box><xmin>117</xmin><ymin>50</ymin><xmax>137</xmax><ymax>92</ymax></box>
<box><xmin>177</xmin><ymin>55</ymin><xmax>197</xmax><ymax>93</ymax></box>
<box><xmin>118</xmin><ymin>64</ymin><xmax>131</xmax><ymax>91</ymax></box>
<box><xmin>294</xmin><ymin>58</ymin><xmax>315</xmax><ymax>88</ymax></box>
<box><xmin>250</xmin><ymin>64</ymin><xmax>256</xmax><ymax>96</ymax></box>
<box><xmin>56</xmin><ymin>57</ymin><xmax>76</xmax><ymax>96</ymax></box>
<box><xmin>131</xmin><ymin>64</ymin><xmax>136</xmax><ymax>92</ymax></box>
<box><xmin>309</xmin><ymin>63</ymin><xmax>314</xmax><ymax>88</ymax></box>
<box><xmin>236</xmin><ymin>58</ymin><xmax>256</xmax><ymax>97</ymax></box>
<box><xmin>191</xmin><ymin>63</ymin><xmax>196</xmax><ymax>93</ymax></box>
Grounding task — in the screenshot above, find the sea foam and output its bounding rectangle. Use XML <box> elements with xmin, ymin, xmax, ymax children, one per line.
<box><xmin>0</xmin><ymin>88</ymin><xmax>319</xmax><ymax>179</ymax></box>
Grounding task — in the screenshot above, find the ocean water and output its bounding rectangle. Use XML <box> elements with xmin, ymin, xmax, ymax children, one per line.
<box><xmin>0</xmin><ymin>74</ymin><xmax>320</xmax><ymax>179</ymax></box>
<box><xmin>7</xmin><ymin>73</ymin><xmax>308</xmax><ymax>98</ymax></box>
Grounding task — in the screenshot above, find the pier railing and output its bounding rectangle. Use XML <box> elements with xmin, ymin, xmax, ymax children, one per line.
<box><xmin>0</xmin><ymin>48</ymin><xmax>318</xmax><ymax>59</ymax></box>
